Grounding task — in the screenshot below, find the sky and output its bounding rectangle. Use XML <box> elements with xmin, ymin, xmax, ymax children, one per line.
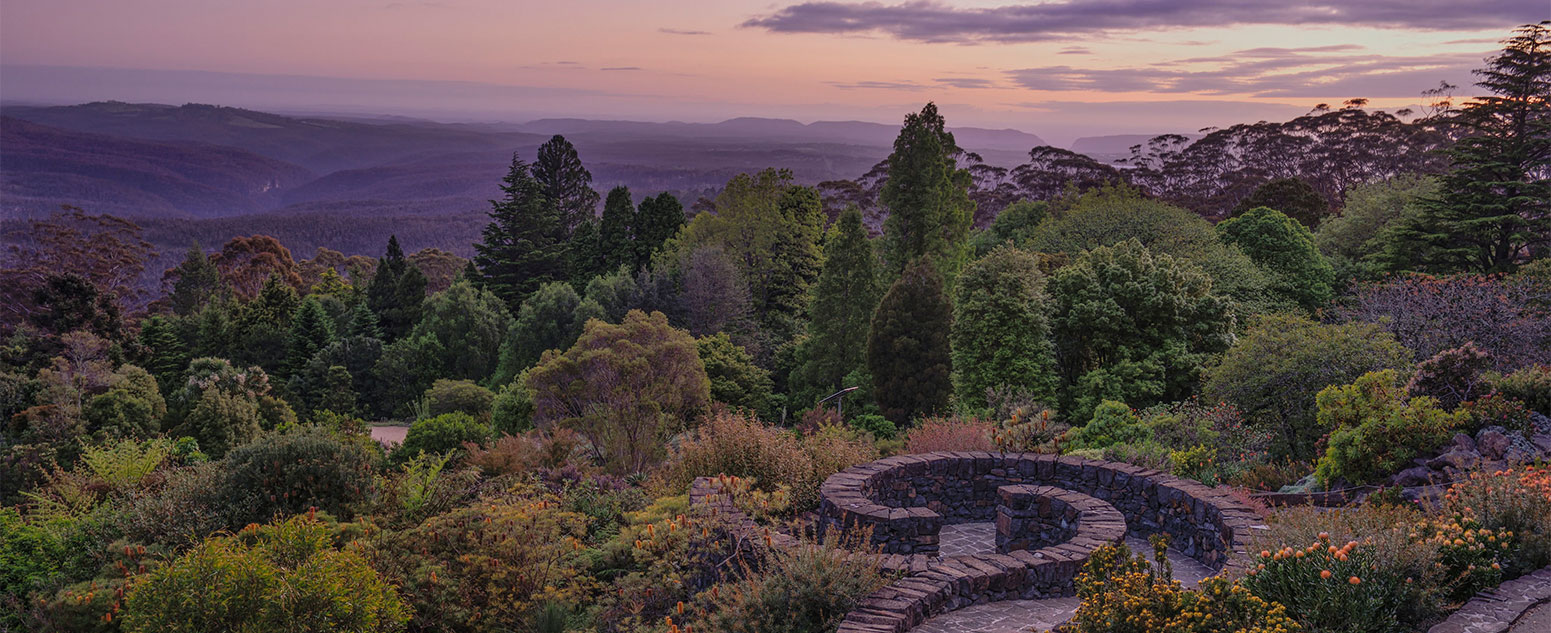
<box><xmin>1</xmin><ymin>0</ymin><xmax>1545</xmax><ymax>144</ymax></box>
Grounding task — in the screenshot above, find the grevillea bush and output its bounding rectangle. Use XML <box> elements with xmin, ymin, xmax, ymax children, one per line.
<box><xmin>1313</xmin><ymin>370</ymin><xmax>1465</xmax><ymax>486</ymax></box>
<box><xmin>1069</xmin><ymin>536</ymin><xmax>1302</xmax><ymax>633</ymax></box>
<box><xmin>363</xmin><ymin>484</ymin><xmax>592</xmax><ymax>633</ymax></box>
<box><xmin>123</xmin><ymin>515</ymin><xmax>408</xmax><ymax>633</ymax></box>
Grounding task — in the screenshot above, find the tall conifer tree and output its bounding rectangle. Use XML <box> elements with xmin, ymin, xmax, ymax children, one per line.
<box><xmin>474</xmin><ymin>154</ymin><xmax>568</xmax><ymax>311</ymax></box>
<box><xmin>1386</xmin><ymin>22</ymin><xmax>1551</xmax><ymax>273</ymax></box>
<box><xmin>879</xmin><ymin>103</ymin><xmax>976</xmax><ymax>284</ymax></box>
<box><xmin>531</xmin><ymin>135</ymin><xmax>600</xmax><ymax>234</ymax></box>
<box><xmin>365</xmin><ymin>235</ymin><xmax>426</xmax><ymax>342</ymax></box>
<box><xmin>867</xmin><ymin>258</ymin><xmax>953</xmax><ymax>424</ymax></box>
<box><xmin>798</xmin><ymin>207</ymin><xmax>881</xmax><ymax>394</ymax></box>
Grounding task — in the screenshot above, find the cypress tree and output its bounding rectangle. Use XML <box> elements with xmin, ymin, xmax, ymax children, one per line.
<box><xmin>285</xmin><ymin>297</ymin><xmax>335</xmax><ymax>377</ymax></box>
<box><xmin>474</xmin><ymin>154</ymin><xmax>568</xmax><ymax>311</ymax></box>
<box><xmin>531</xmin><ymin>135</ymin><xmax>600</xmax><ymax>234</ymax></box>
<box><xmin>799</xmin><ymin>207</ymin><xmax>882</xmax><ymax>394</ymax></box>
<box><xmin>597</xmin><ymin>186</ymin><xmax>636</xmax><ymax>273</ymax></box>
<box><xmin>951</xmin><ymin>246</ymin><xmax>1058</xmax><ymax>409</ymax></box>
<box><xmin>634</xmin><ymin>192</ymin><xmax>685</xmax><ymax>268</ymax></box>
<box><xmin>1385</xmin><ymin>22</ymin><xmax>1551</xmax><ymax>273</ymax></box>
<box><xmin>879</xmin><ymin>103</ymin><xmax>976</xmax><ymax>284</ymax></box>
<box><xmin>867</xmin><ymin>258</ymin><xmax>953</xmax><ymax>424</ymax></box>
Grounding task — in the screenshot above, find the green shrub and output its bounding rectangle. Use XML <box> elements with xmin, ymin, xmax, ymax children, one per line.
<box><xmin>1067</xmin><ymin>401</ymin><xmax>1147</xmax><ymax>450</ymax></box>
<box><xmin>849</xmin><ymin>414</ymin><xmax>897</xmax><ymax>440</ymax></box>
<box><xmin>394</xmin><ymin>412</ymin><xmax>491</xmax><ymax>463</ymax></box>
<box><xmin>424</xmin><ymin>378</ymin><xmax>495</xmax><ymax>421</ymax></box>
<box><xmin>220</xmin><ymin>425</ymin><xmax>382</xmax><ymax>526</ymax></box>
<box><xmin>691</xmin><ymin>531</ymin><xmax>891</xmax><ymax>633</ymax></box>
<box><xmin>123</xmin><ymin>516</ymin><xmax>408</xmax><ymax>633</ymax></box>
<box><xmin>1486</xmin><ymin>364</ymin><xmax>1551</xmax><ymax>415</ymax></box>
<box><xmin>1203</xmin><ymin>314</ymin><xmax>1414</xmax><ymax>462</ymax></box>
<box><xmin>491</xmin><ymin>378</ymin><xmax>535</xmax><ymax>435</ymax></box>
<box><xmin>179</xmin><ymin>388</ymin><xmax>262</xmax><ymax>459</ymax></box>
<box><xmin>1313</xmin><ymin>370</ymin><xmax>1465</xmax><ymax>486</ymax></box>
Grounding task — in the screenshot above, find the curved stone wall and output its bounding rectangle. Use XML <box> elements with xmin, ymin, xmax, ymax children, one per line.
<box><xmin>819</xmin><ymin>452</ymin><xmax>1262</xmax><ymax>570</ymax></box>
<box><xmin>996</xmin><ymin>484</ymin><xmax>1125</xmax><ymax>554</ymax></box>
<box><xmin>688</xmin><ymin>453</ymin><xmax>1266</xmax><ymax>633</ymax></box>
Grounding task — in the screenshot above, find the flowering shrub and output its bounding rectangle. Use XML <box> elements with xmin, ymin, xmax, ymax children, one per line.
<box><xmin>903</xmin><ymin>415</ymin><xmax>995</xmax><ymax>452</ymax></box>
<box><xmin>123</xmin><ymin>515</ymin><xmax>408</xmax><ymax>633</ymax></box>
<box><xmin>1240</xmin><ymin>537</ymin><xmax>1408</xmax><ymax>633</ymax></box>
<box><xmin>1459</xmin><ymin>393</ymin><xmax>1536</xmax><ymax>435</ymax></box>
<box><xmin>1069</xmin><ymin>535</ymin><xmax>1302</xmax><ymax>633</ymax></box>
<box><xmin>590</xmin><ymin>494</ymin><xmax>747</xmax><ymax>633</ymax></box>
<box><xmin>1169</xmin><ymin>445</ymin><xmax>1219</xmax><ymax>484</ymax></box>
<box><xmin>1408</xmin><ymin>516</ymin><xmax>1512</xmax><ymax>602</ymax></box>
<box><xmin>364</xmin><ymin>485</ymin><xmax>592</xmax><ymax>633</ymax></box>
<box><xmin>1443</xmin><ymin>467</ymin><xmax>1551</xmax><ymax>574</ymax></box>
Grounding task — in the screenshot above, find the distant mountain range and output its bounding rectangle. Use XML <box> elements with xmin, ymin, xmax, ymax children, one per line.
<box><xmin>1</xmin><ymin>101</ymin><xmax>1179</xmax><ymax>279</ymax></box>
<box><xmin>0</xmin><ymin>101</ymin><xmax>1063</xmax><ymax>224</ymax></box>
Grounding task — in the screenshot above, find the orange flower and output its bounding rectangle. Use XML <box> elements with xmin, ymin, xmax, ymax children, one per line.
<box><xmin>1321</xmin><ymin>570</ymin><xmax>1332</xmax><ymax>579</ymax></box>
<box><xmin>1349</xmin><ymin>576</ymin><xmax>1361</xmax><ymax>585</ymax></box>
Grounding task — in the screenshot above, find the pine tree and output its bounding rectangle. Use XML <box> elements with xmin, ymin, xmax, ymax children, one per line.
<box><xmin>474</xmin><ymin>154</ymin><xmax>568</xmax><ymax>311</ymax></box>
<box><xmin>634</xmin><ymin>192</ymin><xmax>685</xmax><ymax>269</ymax></box>
<box><xmin>597</xmin><ymin>186</ymin><xmax>636</xmax><ymax>273</ymax></box>
<box><xmin>867</xmin><ymin>258</ymin><xmax>953</xmax><ymax>424</ymax></box>
<box><xmin>345</xmin><ymin>302</ymin><xmax>383</xmax><ymax>339</ymax></box>
<box><xmin>137</xmin><ymin>315</ymin><xmax>188</xmax><ymax>396</ymax></box>
<box><xmin>285</xmin><ymin>297</ymin><xmax>335</xmax><ymax>377</ymax></box>
<box><xmin>1386</xmin><ymin>22</ymin><xmax>1551</xmax><ymax>273</ymax></box>
<box><xmin>168</xmin><ymin>242</ymin><xmax>223</xmax><ymax>316</ymax></box>
<box><xmin>879</xmin><ymin>103</ymin><xmax>976</xmax><ymax>283</ymax></box>
<box><xmin>366</xmin><ymin>236</ymin><xmax>426</xmax><ymax>342</ymax></box>
<box><xmin>531</xmin><ymin>135</ymin><xmax>600</xmax><ymax>234</ymax></box>
<box><xmin>951</xmin><ymin>246</ymin><xmax>1058</xmax><ymax>409</ymax></box>
<box><xmin>798</xmin><ymin>208</ymin><xmax>882</xmax><ymax>395</ymax></box>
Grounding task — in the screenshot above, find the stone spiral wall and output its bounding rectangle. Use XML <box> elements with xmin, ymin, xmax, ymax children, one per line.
<box><xmin>687</xmin><ymin>453</ymin><xmax>1266</xmax><ymax>633</ymax></box>
<box><xmin>821</xmin><ymin>452</ymin><xmax>1266</xmax><ymax>633</ymax></box>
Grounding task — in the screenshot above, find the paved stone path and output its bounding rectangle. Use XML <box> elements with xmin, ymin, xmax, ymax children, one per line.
<box><xmin>914</xmin><ymin>526</ymin><xmax>1215</xmax><ymax>633</ymax></box>
<box><xmin>938</xmin><ymin>522</ymin><xmax>997</xmax><ymax>558</ymax></box>
<box><xmin>1511</xmin><ymin>602</ymin><xmax>1551</xmax><ymax>633</ymax></box>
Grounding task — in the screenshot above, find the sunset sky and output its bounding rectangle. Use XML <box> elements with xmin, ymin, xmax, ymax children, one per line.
<box><xmin>2</xmin><ymin>0</ymin><xmax>1545</xmax><ymax>143</ymax></box>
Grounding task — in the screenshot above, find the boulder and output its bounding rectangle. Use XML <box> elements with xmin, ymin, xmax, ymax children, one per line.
<box><xmin>1476</xmin><ymin>428</ymin><xmax>1511</xmax><ymax>461</ymax></box>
